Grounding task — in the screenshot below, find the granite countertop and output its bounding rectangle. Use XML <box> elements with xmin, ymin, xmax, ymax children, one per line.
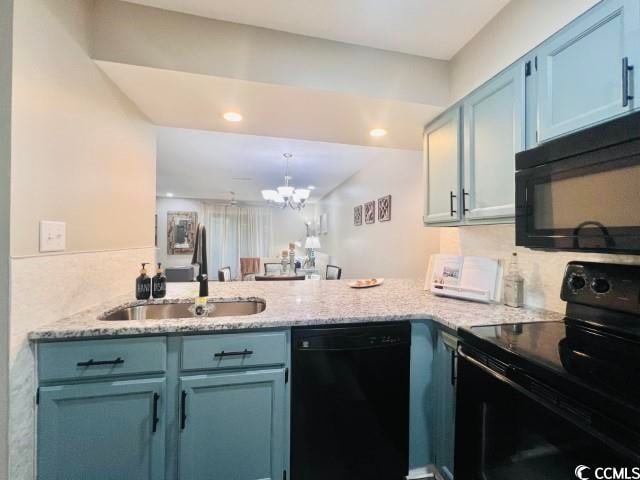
<box><xmin>28</xmin><ymin>279</ymin><xmax>564</xmax><ymax>340</ymax></box>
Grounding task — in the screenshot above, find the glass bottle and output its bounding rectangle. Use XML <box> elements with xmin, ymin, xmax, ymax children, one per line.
<box><xmin>504</xmin><ymin>252</ymin><xmax>524</xmax><ymax>308</ymax></box>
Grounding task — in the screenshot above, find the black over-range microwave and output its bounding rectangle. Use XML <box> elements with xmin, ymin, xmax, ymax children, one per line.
<box><xmin>515</xmin><ymin>110</ymin><xmax>640</xmax><ymax>254</ymax></box>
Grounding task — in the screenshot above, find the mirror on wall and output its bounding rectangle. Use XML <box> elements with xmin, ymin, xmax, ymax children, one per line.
<box><xmin>167</xmin><ymin>211</ymin><xmax>198</xmax><ymax>255</ymax></box>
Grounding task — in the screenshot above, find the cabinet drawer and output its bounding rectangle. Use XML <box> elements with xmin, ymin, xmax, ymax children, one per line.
<box><xmin>181</xmin><ymin>332</ymin><xmax>287</xmax><ymax>371</ymax></box>
<box><xmin>38</xmin><ymin>337</ymin><xmax>166</xmax><ymax>382</ymax></box>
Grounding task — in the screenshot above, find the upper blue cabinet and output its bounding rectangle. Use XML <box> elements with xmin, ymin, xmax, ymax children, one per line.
<box><xmin>537</xmin><ymin>0</ymin><xmax>640</xmax><ymax>142</ymax></box>
<box><xmin>423</xmin><ymin>0</ymin><xmax>640</xmax><ymax>227</ymax></box>
<box><xmin>424</xmin><ymin>63</ymin><xmax>526</xmax><ymax>226</ymax></box>
<box><xmin>423</xmin><ymin>108</ymin><xmax>462</xmax><ymax>225</ymax></box>
<box><xmin>463</xmin><ymin>64</ymin><xmax>525</xmax><ymax>221</ymax></box>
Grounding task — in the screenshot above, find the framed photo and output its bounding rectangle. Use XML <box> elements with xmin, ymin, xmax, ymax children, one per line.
<box><xmin>167</xmin><ymin>211</ymin><xmax>198</xmax><ymax>255</ymax></box>
<box><xmin>354</xmin><ymin>205</ymin><xmax>363</xmax><ymax>226</ymax></box>
<box><xmin>364</xmin><ymin>201</ymin><xmax>375</xmax><ymax>224</ymax></box>
<box><xmin>378</xmin><ymin>195</ymin><xmax>391</xmax><ymax>222</ymax></box>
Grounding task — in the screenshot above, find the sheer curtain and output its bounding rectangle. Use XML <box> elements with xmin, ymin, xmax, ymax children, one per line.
<box><xmin>203</xmin><ymin>202</ymin><xmax>273</xmax><ymax>279</ymax></box>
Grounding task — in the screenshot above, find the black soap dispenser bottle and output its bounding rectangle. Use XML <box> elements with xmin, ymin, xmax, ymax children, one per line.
<box><xmin>136</xmin><ymin>263</ymin><xmax>151</xmax><ymax>300</ymax></box>
<box><xmin>152</xmin><ymin>262</ymin><xmax>167</xmax><ymax>299</ymax></box>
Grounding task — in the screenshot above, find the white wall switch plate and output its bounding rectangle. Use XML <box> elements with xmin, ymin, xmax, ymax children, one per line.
<box><xmin>39</xmin><ymin>221</ymin><xmax>66</xmax><ymax>252</ymax></box>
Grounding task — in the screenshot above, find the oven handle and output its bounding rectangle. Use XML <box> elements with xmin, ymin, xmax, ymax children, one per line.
<box><xmin>457</xmin><ymin>346</ymin><xmax>640</xmax><ymax>462</ymax></box>
<box><xmin>457</xmin><ymin>347</ymin><xmax>510</xmax><ymax>382</ymax></box>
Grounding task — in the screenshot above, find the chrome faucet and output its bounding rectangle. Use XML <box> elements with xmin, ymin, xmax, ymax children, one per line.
<box><xmin>191</xmin><ymin>223</ymin><xmax>209</xmax><ymax>297</ymax></box>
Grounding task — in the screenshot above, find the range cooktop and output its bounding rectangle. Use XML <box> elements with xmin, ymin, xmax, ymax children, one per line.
<box><xmin>460</xmin><ymin>261</ymin><xmax>640</xmax><ymax>413</ymax></box>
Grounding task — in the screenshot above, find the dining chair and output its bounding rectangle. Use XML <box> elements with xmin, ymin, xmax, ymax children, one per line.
<box><xmin>264</xmin><ymin>263</ymin><xmax>283</xmax><ymax>276</ymax></box>
<box><xmin>240</xmin><ymin>257</ymin><xmax>260</xmax><ymax>281</ymax></box>
<box><xmin>217</xmin><ymin>266</ymin><xmax>232</xmax><ymax>282</ymax></box>
<box><xmin>326</xmin><ymin>265</ymin><xmax>342</xmax><ymax>280</ymax></box>
<box><xmin>255</xmin><ymin>275</ymin><xmax>305</xmax><ymax>281</ymax></box>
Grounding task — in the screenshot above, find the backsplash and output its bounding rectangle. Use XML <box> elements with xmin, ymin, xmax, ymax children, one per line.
<box><xmin>9</xmin><ymin>247</ymin><xmax>155</xmax><ymax>480</ymax></box>
<box><xmin>440</xmin><ymin>224</ymin><xmax>640</xmax><ymax>313</ymax></box>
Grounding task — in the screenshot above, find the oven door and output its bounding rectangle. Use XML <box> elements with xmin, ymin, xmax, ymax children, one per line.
<box><xmin>515</xmin><ymin>140</ymin><xmax>640</xmax><ymax>253</ymax></box>
<box><xmin>455</xmin><ymin>346</ymin><xmax>640</xmax><ymax>480</ymax></box>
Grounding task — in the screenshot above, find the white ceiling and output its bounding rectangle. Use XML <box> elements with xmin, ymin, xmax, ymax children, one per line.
<box><xmin>122</xmin><ymin>0</ymin><xmax>511</xmax><ymax>59</ymax></box>
<box><xmin>156</xmin><ymin>127</ymin><xmax>420</xmax><ymax>202</ymax></box>
<box><xmin>97</xmin><ymin>61</ymin><xmax>442</xmax><ymax>150</ymax></box>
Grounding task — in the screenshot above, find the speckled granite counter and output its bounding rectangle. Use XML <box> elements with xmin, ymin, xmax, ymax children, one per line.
<box><xmin>28</xmin><ymin>279</ymin><xmax>564</xmax><ymax>340</ymax></box>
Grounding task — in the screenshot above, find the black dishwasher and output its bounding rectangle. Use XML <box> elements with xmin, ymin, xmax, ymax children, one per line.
<box><xmin>291</xmin><ymin>322</ymin><xmax>410</xmax><ymax>480</ymax></box>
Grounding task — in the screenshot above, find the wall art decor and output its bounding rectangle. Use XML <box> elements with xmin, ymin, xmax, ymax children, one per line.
<box><xmin>167</xmin><ymin>211</ymin><xmax>198</xmax><ymax>255</ymax></box>
<box><xmin>364</xmin><ymin>201</ymin><xmax>376</xmax><ymax>224</ymax></box>
<box><xmin>354</xmin><ymin>205</ymin><xmax>363</xmax><ymax>226</ymax></box>
<box><xmin>378</xmin><ymin>195</ymin><xmax>391</xmax><ymax>222</ymax></box>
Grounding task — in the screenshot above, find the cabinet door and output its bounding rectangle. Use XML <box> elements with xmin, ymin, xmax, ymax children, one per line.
<box><xmin>537</xmin><ymin>0</ymin><xmax>640</xmax><ymax>141</ymax></box>
<box><xmin>423</xmin><ymin>108</ymin><xmax>462</xmax><ymax>224</ymax></box>
<box><xmin>463</xmin><ymin>64</ymin><xmax>525</xmax><ymax>221</ymax></box>
<box><xmin>38</xmin><ymin>378</ymin><xmax>166</xmax><ymax>480</ymax></box>
<box><xmin>179</xmin><ymin>369</ymin><xmax>286</xmax><ymax>480</ymax></box>
<box><xmin>433</xmin><ymin>330</ymin><xmax>457</xmax><ymax>480</ymax></box>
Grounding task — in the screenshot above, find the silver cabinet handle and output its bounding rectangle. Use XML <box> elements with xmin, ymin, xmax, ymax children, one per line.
<box><xmin>623</xmin><ymin>57</ymin><xmax>634</xmax><ymax>107</ymax></box>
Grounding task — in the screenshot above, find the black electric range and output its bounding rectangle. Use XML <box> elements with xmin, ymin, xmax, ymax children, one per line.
<box><xmin>455</xmin><ymin>261</ymin><xmax>640</xmax><ymax>479</ymax></box>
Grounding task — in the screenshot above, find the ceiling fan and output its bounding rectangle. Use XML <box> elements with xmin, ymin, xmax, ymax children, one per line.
<box><xmin>224</xmin><ymin>191</ymin><xmax>239</xmax><ymax>207</ymax></box>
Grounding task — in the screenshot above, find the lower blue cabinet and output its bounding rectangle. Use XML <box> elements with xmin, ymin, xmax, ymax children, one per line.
<box><xmin>433</xmin><ymin>329</ymin><xmax>457</xmax><ymax>480</ymax></box>
<box><xmin>37</xmin><ymin>378</ymin><xmax>166</xmax><ymax>480</ymax></box>
<box><xmin>179</xmin><ymin>369</ymin><xmax>286</xmax><ymax>480</ymax></box>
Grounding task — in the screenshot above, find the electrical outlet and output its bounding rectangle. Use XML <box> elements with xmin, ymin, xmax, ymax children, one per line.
<box><xmin>39</xmin><ymin>221</ymin><xmax>66</xmax><ymax>252</ymax></box>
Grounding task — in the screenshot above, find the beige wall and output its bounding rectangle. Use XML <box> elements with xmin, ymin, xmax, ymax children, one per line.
<box><xmin>450</xmin><ymin>0</ymin><xmax>599</xmax><ymax>102</ymax></box>
<box><xmin>271</xmin><ymin>207</ymin><xmax>310</xmax><ymax>259</ymax></box>
<box><xmin>11</xmin><ymin>0</ymin><xmax>156</xmax><ymax>257</ymax></box>
<box><xmin>9</xmin><ymin>1</ymin><xmax>157</xmax><ymax>478</ymax></box>
<box><xmin>91</xmin><ymin>0</ymin><xmax>450</xmax><ymax>107</ymax></box>
<box><xmin>0</xmin><ymin>0</ymin><xmax>12</xmax><ymax>476</ymax></box>
<box><xmin>317</xmin><ymin>152</ymin><xmax>440</xmax><ymax>280</ymax></box>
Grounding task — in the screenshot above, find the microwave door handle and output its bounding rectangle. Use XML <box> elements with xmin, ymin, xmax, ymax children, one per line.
<box><xmin>572</xmin><ymin>221</ymin><xmax>615</xmax><ymax>249</ymax></box>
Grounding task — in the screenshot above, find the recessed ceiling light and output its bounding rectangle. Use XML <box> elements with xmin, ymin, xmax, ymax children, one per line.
<box><xmin>307</xmin><ymin>185</ymin><xmax>316</xmax><ymax>190</ymax></box>
<box><xmin>369</xmin><ymin>128</ymin><xmax>387</xmax><ymax>137</ymax></box>
<box><xmin>166</xmin><ymin>192</ymin><xmax>174</xmax><ymax>197</ymax></box>
<box><xmin>223</xmin><ymin>112</ymin><xmax>243</xmax><ymax>122</ymax></box>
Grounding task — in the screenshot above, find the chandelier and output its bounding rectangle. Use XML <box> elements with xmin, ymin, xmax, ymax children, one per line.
<box><xmin>261</xmin><ymin>153</ymin><xmax>310</xmax><ymax>210</ymax></box>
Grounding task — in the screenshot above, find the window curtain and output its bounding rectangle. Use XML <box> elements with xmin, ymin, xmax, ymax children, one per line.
<box><xmin>203</xmin><ymin>202</ymin><xmax>273</xmax><ymax>279</ymax></box>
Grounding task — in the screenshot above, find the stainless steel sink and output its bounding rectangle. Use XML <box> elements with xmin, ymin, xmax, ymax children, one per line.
<box><xmin>101</xmin><ymin>300</ymin><xmax>266</xmax><ymax>321</ymax></box>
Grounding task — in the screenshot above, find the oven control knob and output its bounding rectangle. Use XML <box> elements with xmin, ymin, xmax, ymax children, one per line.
<box><xmin>567</xmin><ymin>274</ymin><xmax>586</xmax><ymax>292</ymax></box>
<box><xmin>591</xmin><ymin>277</ymin><xmax>611</xmax><ymax>295</ymax></box>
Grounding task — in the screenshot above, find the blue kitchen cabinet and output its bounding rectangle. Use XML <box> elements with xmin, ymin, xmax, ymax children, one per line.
<box><xmin>179</xmin><ymin>368</ymin><xmax>287</xmax><ymax>480</ymax></box>
<box><xmin>37</xmin><ymin>378</ymin><xmax>166</xmax><ymax>480</ymax></box>
<box><xmin>537</xmin><ymin>0</ymin><xmax>640</xmax><ymax>142</ymax></box>
<box><xmin>432</xmin><ymin>328</ymin><xmax>458</xmax><ymax>480</ymax></box>
<box><xmin>423</xmin><ymin>107</ymin><xmax>462</xmax><ymax>225</ymax></box>
<box><xmin>409</xmin><ymin>321</ymin><xmax>435</xmax><ymax>474</ymax></box>
<box><xmin>463</xmin><ymin>63</ymin><xmax>525</xmax><ymax>221</ymax></box>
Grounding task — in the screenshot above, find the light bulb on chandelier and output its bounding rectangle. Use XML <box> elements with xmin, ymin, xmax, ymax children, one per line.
<box><xmin>262</xmin><ymin>153</ymin><xmax>310</xmax><ymax>210</ymax></box>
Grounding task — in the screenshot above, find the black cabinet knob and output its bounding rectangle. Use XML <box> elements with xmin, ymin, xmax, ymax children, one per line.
<box><xmin>567</xmin><ymin>274</ymin><xmax>586</xmax><ymax>291</ymax></box>
<box><xmin>591</xmin><ymin>277</ymin><xmax>611</xmax><ymax>295</ymax></box>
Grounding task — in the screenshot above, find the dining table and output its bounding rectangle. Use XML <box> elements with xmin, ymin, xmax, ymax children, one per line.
<box><xmin>254</xmin><ymin>274</ymin><xmax>307</xmax><ymax>281</ymax></box>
